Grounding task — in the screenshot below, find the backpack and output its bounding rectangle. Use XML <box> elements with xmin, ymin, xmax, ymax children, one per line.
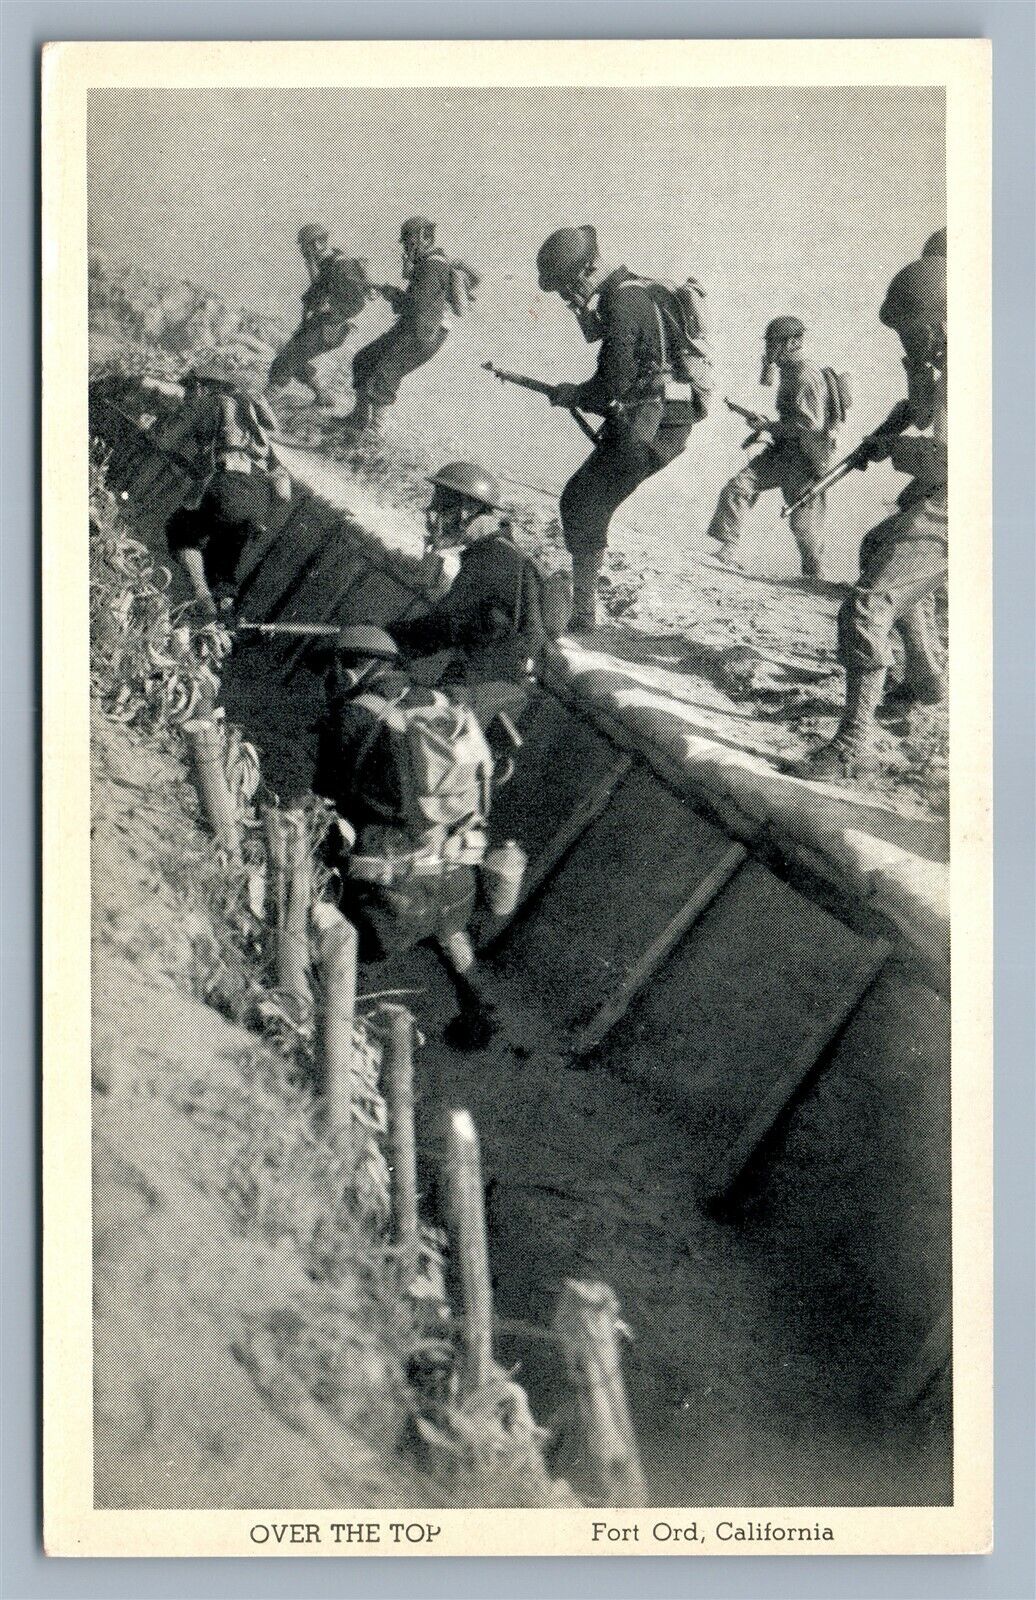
<box><xmin>447</xmin><ymin>258</ymin><xmax>481</xmax><ymax>317</ymax></box>
<box><xmin>353</xmin><ymin>687</ymin><xmax>493</xmax><ymax>864</ymax></box>
<box><xmin>625</xmin><ymin>275</ymin><xmax>714</xmax><ymax>419</ymax></box>
<box><xmin>820</xmin><ymin>367</ymin><xmax>853</xmax><ymax>432</ymax></box>
<box><xmin>316</xmin><ymin>253</ymin><xmax>371</xmax><ymax>322</ymax></box>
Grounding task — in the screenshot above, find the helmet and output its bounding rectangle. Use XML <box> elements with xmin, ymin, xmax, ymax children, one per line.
<box><xmin>922</xmin><ymin>227</ymin><xmax>947</xmax><ymax>259</ymax></box>
<box><xmin>536</xmin><ymin>226</ymin><xmax>598</xmax><ymax>292</ymax></box>
<box><xmin>765</xmin><ymin>316</ymin><xmax>806</xmax><ymax>342</ymax></box>
<box><xmin>880</xmin><ymin>256</ymin><xmax>946</xmax><ymax>330</ymax></box>
<box><xmin>298</xmin><ymin>224</ymin><xmax>328</xmax><ymax>252</ymax></box>
<box><xmin>185</xmin><ymin>349</ymin><xmax>246</xmax><ymax>390</ymax></box>
<box><xmin>400</xmin><ymin>215</ymin><xmax>435</xmax><ymax>242</ymax></box>
<box><xmin>334</xmin><ymin>625</ymin><xmax>400</xmax><ymax>663</ymax></box>
<box><xmin>427</xmin><ymin>461</ymin><xmax>502</xmax><ymax>509</ymax></box>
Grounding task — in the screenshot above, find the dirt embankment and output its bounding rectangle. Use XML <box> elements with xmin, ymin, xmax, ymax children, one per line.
<box><xmin>89</xmin><ymin>464</ymin><xmax>565</xmax><ymax>1511</ymax></box>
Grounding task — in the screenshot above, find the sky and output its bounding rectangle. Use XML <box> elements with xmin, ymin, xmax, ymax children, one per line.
<box><xmin>88</xmin><ymin>86</ymin><xmax>945</xmax><ymax>577</ymax></box>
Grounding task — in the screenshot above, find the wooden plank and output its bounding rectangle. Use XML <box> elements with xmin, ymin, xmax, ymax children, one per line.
<box><xmin>479</xmin><ymin>751</ymin><xmax>632</xmax><ymax>950</ymax></box>
<box><xmin>707</xmin><ymin>934</ymin><xmax>890</xmax><ymax>1201</ymax></box>
<box><xmin>483</xmin><ymin>693</ymin><xmax>623</xmax><ymax>869</ymax></box>
<box><xmin>236</xmin><ymin>496</ymin><xmax>340</xmax><ymax>619</ymax></box>
<box><xmin>599</xmin><ymin>861</ymin><xmax>889</xmax><ymax>1197</ymax></box>
<box><xmin>496</xmin><ymin>767</ymin><xmax>739</xmax><ymax>1037</ymax></box>
<box><xmin>332</xmin><ymin>563</ymin><xmax>415</xmax><ymax>629</ymax></box>
<box><xmin>890</xmin><ymin>1306</ymin><xmax>951</xmax><ymax>1412</ymax></box>
<box><xmin>572</xmin><ymin>842</ymin><xmax>746</xmax><ymax>1055</ymax></box>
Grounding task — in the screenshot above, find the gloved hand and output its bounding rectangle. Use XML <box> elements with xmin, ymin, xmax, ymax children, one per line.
<box><xmin>850</xmin><ymin>433</ymin><xmax>893</xmax><ymax>471</ymax></box>
<box><xmin>192</xmin><ymin>592</ymin><xmax>219</xmax><ymax>624</ymax></box>
<box><xmin>550</xmin><ymin>383</ymin><xmax>582</xmax><ymax>409</ymax></box>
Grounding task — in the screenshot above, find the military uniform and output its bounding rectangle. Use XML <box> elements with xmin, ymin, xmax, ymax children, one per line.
<box><xmin>392</xmin><ymin>516</ymin><xmax>547</xmax><ymax>693</ymax></box>
<box><xmin>268</xmin><ymin>252</ymin><xmax>370</xmax><ymax>398</ymax></box>
<box><xmin>160</xmin><ymin>387</ymin><xmax>286</xmax><ymax>600</ymax></box>
<box><xmin>313</xmin><ymin>672</ymin><xmax>479</xmax><ymax>964</ymax></box>
<box><xmin>351</xmin><ymin>249</ymin><xmax>451</xmax><ymax>408</ymax></box>
<box><xmin>707</xmin><ymin>360</ymin><xmax>837</xmax><ymax>575</ymax></box>
<box><xmin>838</xmin><ymin>356</ymin><xmax>947</xmax><ymax>691</ymax></box>
<box><xmin>557</xmin><ymin>268</ymin><xmax>696</xmax><ymax>624</ymax></box>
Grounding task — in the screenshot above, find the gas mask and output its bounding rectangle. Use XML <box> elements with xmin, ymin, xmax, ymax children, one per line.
<box><xmin>761</xmin><ymin>339</ymin><xmax>789</xmax><ymax>386</ymax></box>
<box><xmin>899</xmin><ymin>321</ymin><xmax>946</xmax><ymax>372</ymax></box>
<box><xmin>561</xmin><ymin>270</ymin><xmax>603</xmax><ymax>342</ymax></box>
<box><xmin>424</xmin><ymin>487</ymin><xmax>481</xmax><ymax>551</ymax></box>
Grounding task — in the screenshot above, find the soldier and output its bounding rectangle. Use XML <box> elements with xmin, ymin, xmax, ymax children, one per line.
<box><xmin>158</xmin><ymin>355</ymin><xmax>291</xmax><ymax>622</ymax></box>
<box><xmin>390</xmin><ymin>461</ymin><xmax>569</xmax><ymax>727</ymax></box>
<box><xmin>313</xmin><ymin>626</ymin><xmax>499</xmax><ymax>1051</ymax></box>
<box><xmin>268</xmin><ymin>225</ymin><xmax>373</xmax><ymax>406</ymax></box>
<box><xmin>787</xmin><ymin>254</ymin><xmax>947</xmax><ymax>780</ymax></box>
<box><xmin>345</xmin><ymin>217</ymin><xmax>456</xmax><ymax>434</ymax></box>
<box><xmin>706</xmin><ymin>318</ymin><xmax>849</xmax><ymax>580</ymax></box>
<box><xmin>535</xmin><ymin>225</ymin><xmax>709</xmax><ymax>633</ymax></box>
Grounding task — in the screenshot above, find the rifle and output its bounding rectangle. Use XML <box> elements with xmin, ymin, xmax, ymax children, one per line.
<box><xmin>482</xmin><ymin>362</ymin><xmax>602</xmax><ymax>446</ymax></box>
<box><xmin>724</xmin><ymin>397</ymin><xmax>776</xmax><ymax>433</ymax></box>
<box><xmin>780</xmin><ymin>444</ymin><xmax>868</xmax><ymax>519</ymax></box>
<box><xmin>235</xmin><ymin>621</ymin><xmax>343</xmax><ymax>638</ymax></box>
<box><xmin>724</xmin><ymin>397</ymin><xmax>778</xmax><ymax>447</ymax></box>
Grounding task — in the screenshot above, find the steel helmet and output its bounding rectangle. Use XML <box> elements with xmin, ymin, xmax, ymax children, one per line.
<box><xmin>536</xmin><ymin>226</ymin><xmax>598</xmax><ymax>292</ymax></box>
<box><xmin>427</xmin><ymin>461</ymin><xmax>502</xmax><ymax>509</ymax></box>
<box><xmin>765</xmin><ymin>316</ymin><xmax>806</xmax><ymax>342</ymax></box>
<box><xmin>185</xmin><ymin>349</ymin><xmax>246</xmax><ymax>390</ymax></box>
<box><xmin>922</xmin><ymin>227</ymin><xmax>947</xmax><ymax>259</ymax></box>
<box><xmin>400</xmin><ymin>216</ymin><xmax>435</xmax><ymax>242</ymax></box>
<box><xmin>334</xmin><ymin>625</ymin><xmax>400</xmax><ymax>662</ymax></box>
<box><xmin>880</xmin><ymin>256</ymin><xmax>946</xmax><ymax>330</ymax></box>
<box><xmin>298</xmin><ymin>224</ymin><xmax>328</xmax><ymax>252</ymax></box>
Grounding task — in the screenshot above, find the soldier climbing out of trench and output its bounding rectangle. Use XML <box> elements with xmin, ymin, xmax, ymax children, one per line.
<box><xmin>342</xmin><ymin>217</ymin><xmax>479</xmax><ymax>435</ymax></box>
<box><xmin>267</xmin><ymin>225</ymin><xmax>375</xmax><ymax>407</ymax></box>
<box><xmin>706</xmin><ymin>317</ymin><xmax>851</xmax><ymax>581</ymax></box>
<box><xmin>312</xmin><ymin>626</ymin><xmax>502</xmax><ymax>1051</ymax></box>
<box><xmin>388</xmin><ymin>460</ymin><xmax>572</xmax><ymax>730</ymax></box>
<box><xmin>786</xmin><ymin>244</ymin><xmax>947</xmax><ymax>781</ymax></box>
<box><xmin>157</xmin><ymin>353</ymin><xmax>291</xmax><ymax>623</ymax></box>
<box><xmin>535</xmin><ymin>224</ymin><xmax>711</xmax><ymax>633</ymax></box>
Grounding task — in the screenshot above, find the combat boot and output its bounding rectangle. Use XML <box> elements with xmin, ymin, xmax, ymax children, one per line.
<box><xmin>569</xmin><ymin>551</ymin><xmax>602</xmax><ymax>634</ymax></box>
<box><xmin>716</xmin><ymin>544</ymin><xmax>742</xmax><ymax>569</ymax></box>
<box><xmin>785</xmin><ymin>667</ymin><xmax>886</xmax><ymax>781</ymax></box>
<box><xmin>341</xmin><ymin>392</ymin><xmax>373</xmax><ymax>431</ymax></box>
<box><xmin>883</xmin><ymin>603</ymin><xmax>946</xmax><ymax>708</ymax></box>
<box><xmin>444</xmin><ymin>968</ymin><xmax>499</xmax><ymax>1053</ymax></box>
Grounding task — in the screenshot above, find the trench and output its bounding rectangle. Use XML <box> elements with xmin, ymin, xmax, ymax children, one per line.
<box><xmin>94</xmin><ymin>392</ymin><xmax>953</xmax><ymax>1507</ymax></box>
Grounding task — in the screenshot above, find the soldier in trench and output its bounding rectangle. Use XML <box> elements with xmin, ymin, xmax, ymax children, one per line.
<box><xmin>312</xmin><ymin>626</ymin><xmax>501</xmax><ymax>1051</ymax></box>
<box><xmin>157</xmin><ymin>355</ymin><xmax>291</xmax><ymax>622</ymax></box>
<box><xmin>705</xmin><ymin>317</ymin><xmax>850</xmax><ymax>581</ymax></box>
<box><xmin>267</xmin><ymin>225</ymin><xmax>375</xmax><ymax>407</ymax></box>
<box><xmin>388</xmin><ymin>460</ymin><xmax>571</xmax><ymax>730</ymax></box>
<box><xmin>787</xmin><ymin>251</ymin><xmax>947</xmax><ymax>780</ymax></box>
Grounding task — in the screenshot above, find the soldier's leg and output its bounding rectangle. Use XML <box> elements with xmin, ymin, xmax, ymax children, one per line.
<box><xmin>786</xmin><ymin>490</ymin><xmax>826</xmax><ymax>579</ymax></box>
<box><xmin>560</xmin><ymin>439</ymin><xmax>657</xmax><ymax>632</ymax></box>
<box><xmin>434</xmin><ymin>929</ymin><xmax>498</xmax><ymax>1051</ymax></box>
<box><xmin>788</xmin><ymin>516</ymin><xmax>946</xmax><ymax>779</ymax></box>
<box><xmin>886</xmin><ymin>593</ymin><xmax>946</xmax><ymax>706</ymax></box>
<box><xmin>706</xmin><ymin>449</ymin><xmax>784</xmax><ymax>567</ymax></box>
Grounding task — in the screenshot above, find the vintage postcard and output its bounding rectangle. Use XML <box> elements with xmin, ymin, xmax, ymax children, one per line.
<box><xmin>43</xmin><ymin>38</ymin><xmax>992</xmax><ymax>1557</ymax></box>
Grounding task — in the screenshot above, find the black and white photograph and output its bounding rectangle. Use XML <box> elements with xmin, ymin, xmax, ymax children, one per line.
<box><xmin>42</xmin><ymin>38</ymin><xmax>992</xmax><ymax>1557</ymax></box>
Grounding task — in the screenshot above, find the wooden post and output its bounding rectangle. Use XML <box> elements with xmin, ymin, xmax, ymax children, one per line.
<box><xmin>312</xmin><ymin>903</ymin><xmax>358</xmax><ymax>1138</ymax></box>
<box><xmin>553</xmin><ymin>1279</ymin><xmax>647</xmax><ymax>1507</ymax></box>
<box><xmin>444</xmin><ymin>1109</ymin><xmax>494</xmax><ymax>1395</ymax></box>
<box><xmin>183</xmin><ymin>718</ymin><xmax>240</xmax><ymax>856</ymax></box>
<box><xmin>279</xmin><ymin>808</ymin><xmax>313</xmax><ymax>1019</ymax></box>
<box><xmin>262</xmin><ymin>807</ymin><xmax>288</xmax><ymax>943</ymax></box>
<box><xmin>382</xmin><ymin>1005</ymin><xmax>419</xmax><ymax>1273</ymax></box>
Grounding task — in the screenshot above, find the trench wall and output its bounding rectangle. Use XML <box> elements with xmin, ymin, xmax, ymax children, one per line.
<box><xmin>93</xmin><ymin>393</ymin><xmax>952</xmax><ymax>1404</ymax></box>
